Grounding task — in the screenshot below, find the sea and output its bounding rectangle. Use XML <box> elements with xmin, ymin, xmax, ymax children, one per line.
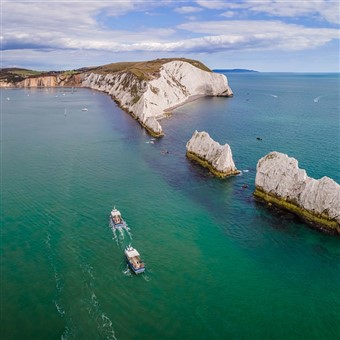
<box><xmin>1</xmin><ymin>72</ymin><xmax>339</xmax><ymax>340</ymax></box>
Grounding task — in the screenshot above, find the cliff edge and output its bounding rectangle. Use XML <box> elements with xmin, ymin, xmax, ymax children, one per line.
<box><xmin>186</xmin><ymin>130</ymin><xmax>239</xmax><ymax>177</ymax></box>
<box><xmin>82</xmin><ymin>59</ymin><xmax>233</xmax><ymax>137</ymax></box>
<box><xmin>254</xmin><ymin>151</ymin><xmax>340</xmax><ymax>234</ymax></box>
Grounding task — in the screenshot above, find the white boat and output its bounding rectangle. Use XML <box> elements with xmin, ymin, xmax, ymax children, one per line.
<box><xmin>81</xmin><ymin>108</ymin><xmax>88</xmax><ymax>111</ymax></box>
<box><xmin>125</xmin><ymin>245</ymin><xmax>145</xmax><ymax>274</ymax></box>
<box><xmin>109</xmin><ymin>208</ymin><xmax>128</xmax><ymax>229</ymax></box>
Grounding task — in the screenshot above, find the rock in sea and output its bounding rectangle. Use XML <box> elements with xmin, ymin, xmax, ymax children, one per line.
<box><xmin>254</xmin><ymin>151</ymin><xmax>340</xmax><ymax>234</ymax></box>
<box><xmin>186</xmin><ymin>130</ymin><xmax>240</xmax><ymax>178</ymax></box>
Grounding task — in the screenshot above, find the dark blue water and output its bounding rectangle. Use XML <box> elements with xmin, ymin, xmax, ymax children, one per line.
<box><xmin>1</xmin><ymin>73</ymin><xmax>340</xmax><ymax>339</ymax></box>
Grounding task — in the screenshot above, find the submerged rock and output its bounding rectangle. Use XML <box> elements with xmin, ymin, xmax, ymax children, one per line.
<box><xmin>254</xmin><ymin>151</ymin><xmax>340</xmax><ymax>234</ymax></box>
<box><xmin>186</xmin><ymin>130</ymin><xmax>239</xmax><ymax>178</ymax></box>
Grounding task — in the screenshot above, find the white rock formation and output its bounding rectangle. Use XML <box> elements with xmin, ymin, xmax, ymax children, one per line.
<box><xmin>14</xmin><ymin>74</ymin><xmax>83</xmax><ymax>88</ymax></box>
<box><xmin>255</xmin><ymin>151</ymin><xmax>340</xmax><ymax>233</ymax></box>
<box><xmin>82</xmin><ymin>60</ymin><xmax>233</xmax><ymax>136</ymax></box>
<box><xmin>186</xmin><ymin>130</ymin><xmax>239</xmax><ymax>177</ymax></box>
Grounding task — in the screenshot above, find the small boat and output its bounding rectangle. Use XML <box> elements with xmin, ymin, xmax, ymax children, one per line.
<box><xmin>125</xmin><ymin>245</ymin><xmax>145</xmax><ymax>274</ymax></box>
<box><xmin>110</xmin><ymin>207</ymin><xmax>128</xmax><ymax>229</ymax></box>
<box><xmin>81</xmin><ymin>107</ymin><xmax>88</xmax><ymax>111</ymax></box>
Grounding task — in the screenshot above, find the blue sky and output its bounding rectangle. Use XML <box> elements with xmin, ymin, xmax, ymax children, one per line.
<box><xmin>1</xmin><ymin>0</ymin><xmax>339</xmax><ymax>72</ymax></box>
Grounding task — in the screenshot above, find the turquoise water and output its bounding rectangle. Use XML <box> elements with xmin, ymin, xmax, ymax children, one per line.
<box><xmin>1</xmin><ymin>73</ymin><xmax>340</xmax><ymax>339</ymax></box>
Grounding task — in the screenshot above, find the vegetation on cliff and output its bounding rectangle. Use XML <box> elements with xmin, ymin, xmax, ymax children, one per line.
<box><xmin>1</xmin><ymin>58</ymin><xmax>211</xmax><ymax>86</ymax></box>
<box><xmin>87</xmin><ymin>58</ymin><xmax>211</xmax><ymax>81</ymax></box>
<box><xmin>0</xmin><ymin>68</ymin><xmax>44</xmax><ymax>83</ymax></box>
<box><xmin>0</xmin><ymin>68</ymin><xmax>81</xmax><ymax>85</ymax></box>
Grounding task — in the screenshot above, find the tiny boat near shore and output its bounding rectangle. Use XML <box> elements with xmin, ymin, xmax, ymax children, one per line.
<box><xmin>110</xmin><ymin>207</ymin><xmax>128</xmax><ymax>229</ymax></box>
<box><xmin>125</xmin><ymin>245</ymin><xmax>145</xmax><ymax>274</ymax></box>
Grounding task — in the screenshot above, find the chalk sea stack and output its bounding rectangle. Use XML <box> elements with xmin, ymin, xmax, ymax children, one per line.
<box><xmin>254</xmin><ymin>151</ymin><xmax>340</xmax><ymax>234</ymax></box>
<box><xmin>186</xmin><ymin>130</ymin><xmax>239</xmax><ymax>178</ymax></box>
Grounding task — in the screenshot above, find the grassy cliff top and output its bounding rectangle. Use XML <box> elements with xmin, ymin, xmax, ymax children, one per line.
<box><xmin>0</xmin><ymin>68</ymin><xmax>44</xmax><ymax>83</ymax></box>
<box><xmin>1</xmin><ymin>58</ymin><xmax>212</xmax><ymax>84</ymax></box>
<box><xmin>87</xmin><ymin>58</ymin><xmax>212</xmax><ymax>80</ymax></box>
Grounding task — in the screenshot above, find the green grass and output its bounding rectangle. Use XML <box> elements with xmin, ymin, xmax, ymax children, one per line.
<box><xmin>1</xmin><ymin>58</ymin><xmax>212</xmax><ymax>85</ymax></box>
<box><xmin>88</xmin><ymin>58</ymin><xmax>212</xmax><ymax>80</ymax></box>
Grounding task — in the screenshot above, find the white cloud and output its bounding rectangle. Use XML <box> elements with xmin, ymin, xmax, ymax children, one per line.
<box><xmin>2</xmin><ymin>0</ymin><xmax>339</xmax><ymax>71</ymax></box>
<box><xmin>174</xmin><ymin>6</ymin><xmax>203</xmax><ymax>14</ymax></box>
<box><xmin>197</xmin><ymin>0</ymin><xmax>340</xmax><ymax>24</ymax></box>
<box><xmin>221</xmin><ymin>11</ymin><xmax>235</xmax><ymax>18</ymax></box>
<box><xmin>178</xmin><ymin>20</ymin><xmax>339</xmax><ymax>51</ymax></box>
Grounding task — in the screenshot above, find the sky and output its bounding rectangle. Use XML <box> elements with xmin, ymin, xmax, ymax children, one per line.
<box><xmin>1</xmin><ymin>0</ymin><xmax>340</xmax><ymax>72</ymax></box>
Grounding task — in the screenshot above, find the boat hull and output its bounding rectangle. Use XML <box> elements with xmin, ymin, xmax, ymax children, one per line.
<box><xmin>127</xmin><ymin>261</ymin><xmax>145</xmax><ymax>274</ymax></box>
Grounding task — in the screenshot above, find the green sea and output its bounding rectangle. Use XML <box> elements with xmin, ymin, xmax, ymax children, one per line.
<box><xmin>1</xmin><ymin>73</ymin><xmax>340</xmax><ymax>339</ymax></box>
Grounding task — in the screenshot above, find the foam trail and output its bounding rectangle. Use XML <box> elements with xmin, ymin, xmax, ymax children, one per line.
<box><xmin>118</xmin><ymin>228</ymin><xmax>125</xmax><ymax>240</ymax></box>
<box><xmin>101</xmin><ymin>314</ymin><xmax>117</xmax><ymax>340</ymax></box>
<box><xmin>45</xmin><ymin>232</ymin><xmax>51</xmax><ymax>248</ymax></box>
<box><xmin>85</xmin><ymin>291</ymin><xmax>117</xmax><ymax>339</ymax></box>
<box><xmin>110</xmin><ymin>225</ymin><xmax>120</xmax><ymax>246</ymax></box>
<box><xmin>80</xmin><ymin>262</ymin><xmax>95</xmax><ymax>280</ymax></box>
<box><xmin>143</xmin><ymin>274</ymin><xmax>151</xmax><ymax>282</ymax></box>
<box><xmin>125</xmin><ymin>226</ymin><xmax>133</xmax><ymax>240</ymax></box>
<box><xmin>61</xmin><ymin>326</ymin><xmax>71</xmax><ymax>340</ymax></box>
<box><xmin>123</xmin><ymin>265</ymin><xmax>132</xmax><ymax>277</ymax></box>
<box><xmin>54</xmin><ymin>300</ymin><xmax>65</xmax><ymax>317</ymax></box>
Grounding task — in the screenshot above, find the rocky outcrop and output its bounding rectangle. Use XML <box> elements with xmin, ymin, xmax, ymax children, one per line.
<box><xmin>186</xmin><ymin>130</ymin><xmax>239</xmax><ymax>177</ymax></box>
<box><xmin>82</xmin><ymin>60</ymin><xmax>233</xmax><ymax>137</ymax></box>
<box><xmin>254</xmin><ymin>151</ymin><xmax>340</xmax><ymax>234</ymax></box>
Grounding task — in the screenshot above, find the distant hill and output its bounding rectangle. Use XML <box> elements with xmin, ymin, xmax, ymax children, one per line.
<box><xmin>213</xmin><ymin>69</ymin><xmax>258</xmax><ymax>73</ymax></box>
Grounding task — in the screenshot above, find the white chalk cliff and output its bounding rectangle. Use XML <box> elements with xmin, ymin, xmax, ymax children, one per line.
<box><xmin>255</xmin><ymin>151</ymin><xmax>340</xmax><ymax>233</ymax></box>
<box><xmin>186</xmin><ymin>130</ymin><xmax>239</xmax><ymax>177</ymax></box>
<box><xmin>82</xmin><ymin>60</ymin><xmax>233</xmax><ymax>136</ymax></box>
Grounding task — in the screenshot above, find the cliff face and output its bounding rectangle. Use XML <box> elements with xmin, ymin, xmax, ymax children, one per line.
<box><xmin>16</xmin><ymin>74</ymin><xmax>83</xmax><ymax>87</ymax></box>
<box><xmin>186</xmin><ymin>130</ymin><xmax>239</xmax><ymax>177</ymax></box>
<box><xmin>82</xmin><ymin>60</ymin><xmax>233</xmax><ymax>137</ymax></box>
<box><xmin>254</xmin><ymin>152</ymin><xmax>340</xmax><ymax>233</ymax></box>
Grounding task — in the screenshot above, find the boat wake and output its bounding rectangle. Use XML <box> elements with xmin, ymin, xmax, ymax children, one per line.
<box><xmin>61</xmin><ymin>327</ymin><xmax>72</xmax><ymax>340</ymax></box>
<box><xmin>123</xmin><ymin>265</ymin><xmax>133</xmax><ymax>277</ymax></box>
<box><xmin>85</xmin><ymin>292</ymin><xmax>117</xmax><ymax>339</ymax></box>
<box><xmin>269</xmin><ymin>94</ymin><xmax>278</xmax><ymax>98</ymax></box>
<box><xmin>142</xmin><ymin>273</ymin><xmax>152</xmax><ymax>282</ymax></box>
<box><xmin>109</xmin><ymin>222</ymin><xmax>132</xmax><ymax>247</ymax></box>
<box><xmin>45</xmin><ymin>230</ymin><xmax>74</xmax><ymax>338</ymax></box>
<box><xmin>54</xmin><ymin>300</ymin><xmax>65</xmax><ymax>317</ymax></box>
<box><xmin>79</xmin><ymin>259</ymin><xmax>96</xmax><ymax>280</ymax></box>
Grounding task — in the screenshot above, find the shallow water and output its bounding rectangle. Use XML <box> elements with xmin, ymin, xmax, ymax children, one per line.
<box><xmin>1</xmin><ymin>73</ymin><xmax>340</xmax><ymax>339</ymax></box>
